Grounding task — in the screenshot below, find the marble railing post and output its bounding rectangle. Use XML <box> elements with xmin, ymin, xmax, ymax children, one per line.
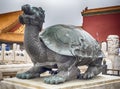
<box><xmin>101</xmin><ymin>41</ymin><xmax>112</xmax><ymax>74</ymax></box>
<box><xmin>107</xmin><ymin>35</ymin><xmax>120</xmax><ymax>74</ymax></box>
<box><xmin>13</xmin><ymin>43</ymin><xmax>17</xmax><ymax>61</ymax></box>
<box><xmin>1</xmin><ymin>44</ymin><xmax>6</xmax><ymax>61</ymax></box>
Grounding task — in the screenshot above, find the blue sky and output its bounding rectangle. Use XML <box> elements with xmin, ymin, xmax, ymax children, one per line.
<box><xmin>0</xmin><ymin>0</ymin><xmax>120</xmax><ymax>27</ymax></box>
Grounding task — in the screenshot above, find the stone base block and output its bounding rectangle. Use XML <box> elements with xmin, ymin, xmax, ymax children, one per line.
<box><xmin>0</xmin><ymin>64</ymin><xmax>33</xmax><ymax>79</ymax></box>
<box><xmin>1</xmin><ymin>75</ymin><xmax>120</xmax><ymax>89</ymax></box>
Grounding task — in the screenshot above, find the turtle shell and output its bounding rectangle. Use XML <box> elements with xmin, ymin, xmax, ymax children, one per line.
<box><xmin>40</xmin><ymin>24</ymin><xmax>103</xmax><ymax>59</ymax></box>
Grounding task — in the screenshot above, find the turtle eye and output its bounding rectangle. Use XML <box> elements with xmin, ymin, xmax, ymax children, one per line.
<box><xmin>71</xmin><ymin>44</ymin><xmax>74</xmax><ymax>48</ymax></box>
<box><xmin>79</xmin><ymin>43</ymin><xmax>81</xmax><ymax>46</ymax></box>
<box><xmin>81</xmin><ymin>39</ymin><xmax>84</xmax><ymax>42</ymax></box>
<box><xmin>22</xmin><ymin>4</ymin><xmax>31</xmax><ymax>14</ymax></box>
<box><xmin>19</xmin><ymin>15</ymin><xmax>25</xmax><ymax>24</ymax></box>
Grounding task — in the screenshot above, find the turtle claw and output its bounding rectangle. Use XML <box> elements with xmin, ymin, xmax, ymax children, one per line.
<box><xmin>83</xmin><ymin>71</ymin><xmax>94</xmax><ymax>79</ymax></box>
<box><xmin>16</xmin><ymin>72</ymin><xmax>40</xmax><ymax>79</ymax></box>
<box><xmin>44</xmin><ymin>75</ymin><xmax>65</xmax><ymax>84</ymax></box>
<box><xmin>82</xmin><ymin>66</ymin><xmax>101</xmax><ymax>79</ymax></box>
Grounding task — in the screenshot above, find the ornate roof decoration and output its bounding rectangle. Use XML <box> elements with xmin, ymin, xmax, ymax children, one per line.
<box><xmin>0</xmin><ymin>11</ymin><xmax>24</xmax><ymax>42</ymax></box>
<box><xmin>82</xmin><ymin>6</ymin><xmax>120</xmax><ymax>16</ymax></box>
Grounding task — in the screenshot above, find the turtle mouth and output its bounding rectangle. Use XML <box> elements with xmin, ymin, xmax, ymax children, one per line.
<box><xmin>19</xmin><ymin>15</ymin><xmax>24</xmax><ymax>24</ymax></box>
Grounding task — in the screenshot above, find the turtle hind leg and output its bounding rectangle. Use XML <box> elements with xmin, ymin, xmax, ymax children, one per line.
<box><xmin>82</xmin><ymin>58</ymin><xmax>103</xmax><ymax>79</ymax></box>
<box><xmin>16</xmin><ymin>65</ymin><xmax>51</xmax><ymax>79</ymax></box>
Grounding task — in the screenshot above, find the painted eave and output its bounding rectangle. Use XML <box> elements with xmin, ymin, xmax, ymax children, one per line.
<box><xmin>82</xmin><ymin>5</ymin><xmax>120</xmax><ymax>16</ymax></box>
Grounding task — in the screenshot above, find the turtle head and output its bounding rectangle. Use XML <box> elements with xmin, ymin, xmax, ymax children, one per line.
<box><xmin>19</xmin><ymin>4</ymin><xmax>45</xmax><ymax>27</ymax></box>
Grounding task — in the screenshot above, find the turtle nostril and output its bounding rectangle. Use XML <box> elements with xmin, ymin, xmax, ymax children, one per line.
<box><xmin>21</xmin><ymin>4</ymin><xmax>31</xmax><ymax>14</ymax></box>
<box><xmin>21</xmin><ymin>6</ymin><xmax>24</xmax><ymax>11</ymax></box>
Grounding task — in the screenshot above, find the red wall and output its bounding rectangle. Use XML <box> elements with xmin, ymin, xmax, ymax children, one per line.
<box><xmin>83</xmin><ymin>13</ymin><xmax>120</xmax><ymax>42</ymax></box>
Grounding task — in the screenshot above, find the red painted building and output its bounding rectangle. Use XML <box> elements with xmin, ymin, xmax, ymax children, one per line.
<box><xmin>81</xmin><ymin>6</ymin><xmax>120</xmax><ymax>42</ymax></box>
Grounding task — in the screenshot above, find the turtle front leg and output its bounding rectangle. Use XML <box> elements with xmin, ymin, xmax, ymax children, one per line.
<box><xmin>82</xmin><ymin>58</ymin><xmax>103</xmax><ymax>79</ymax></box>
<box><xmin>16</xmin><ymin>64</ymin><xmax>51</xmax><ymax>79</ymax></box>
<box><xmin>44</xmin><ymin>60</ymin><xmax>80</xmax><ymax>84</ymax></box>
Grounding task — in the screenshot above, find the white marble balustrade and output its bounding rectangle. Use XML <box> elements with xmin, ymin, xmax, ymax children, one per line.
<box><xmin>0</xmin><ymin>43</ymin><xmax>32</xmax><ymax>64</ymax></box>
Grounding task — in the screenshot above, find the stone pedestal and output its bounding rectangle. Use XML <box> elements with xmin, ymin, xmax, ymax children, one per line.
<box><xmin>1</xmin><ymin>75</ymin><xmax>120</xmax><ymax>89</ymax></box>
<box><xmin>0</xmin><ymin>64</ymin><xmax>33</xmax><ymax>79</ymax></box>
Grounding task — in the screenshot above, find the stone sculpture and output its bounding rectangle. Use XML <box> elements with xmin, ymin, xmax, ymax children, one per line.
<box><xmin>16</xmin><ymin>4</ymin><xmax>103</xmax><ymax>84</ymax></box>
<box><xmin>107</xmin><ymin>35</ymin><xmax>119</xmax><ymax>55</ymax></box>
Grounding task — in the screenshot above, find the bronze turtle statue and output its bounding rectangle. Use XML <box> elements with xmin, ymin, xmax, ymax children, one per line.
<box><xmin>16</xmin><ymin>4</ymin><xmax>104</xmax><ymax>84</ymax></box>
